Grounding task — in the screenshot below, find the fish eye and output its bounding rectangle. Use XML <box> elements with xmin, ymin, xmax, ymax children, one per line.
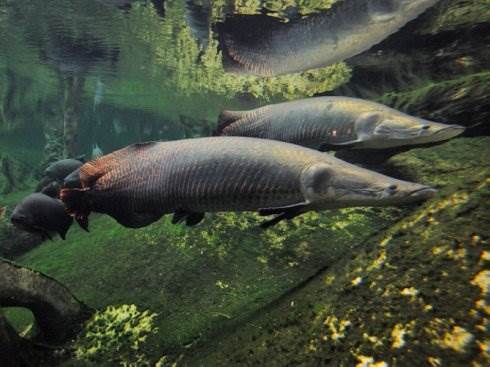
<box><xmin>422</xmin><ymin>125</ymin><xmax>430</xmax><ymax>130</ymax></box>
<box><xmin>388</xmin><ymin>184</ymin><xmax>398</xmax><ymax>191</ymax></box>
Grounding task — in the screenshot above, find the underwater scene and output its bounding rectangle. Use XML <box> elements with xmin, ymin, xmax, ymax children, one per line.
<box><xmin>0</xmin><ymin>0</ymin><xmax>489</xmax><ymax>366</ymax></box>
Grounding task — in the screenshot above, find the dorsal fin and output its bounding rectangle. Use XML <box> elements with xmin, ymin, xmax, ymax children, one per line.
<box><xmin>214</xmin><ymin>110</ymin><xmax>247</xmax><ymax>135</ymax></box>
<box><xmin>79</xmin><ymin>141</ymin><xmax>158</xmax><ymax>188</ymax></box>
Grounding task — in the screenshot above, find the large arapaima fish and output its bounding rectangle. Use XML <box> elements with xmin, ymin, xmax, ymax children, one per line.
<box><xmin>60</xmin><ymin>137</ymin><xmax>436</xmax><ymax>230</ymax></box>
<box><xmin>215</xmin><ymin>97</ymin><xmax>465</xmax><ymax>154</ymax></box>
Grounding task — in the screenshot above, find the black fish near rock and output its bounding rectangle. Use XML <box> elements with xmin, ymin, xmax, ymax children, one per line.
<box><xmin>10</xmin><ymin>193</ymin><xmax>74</xmax><ymax>240</ymax></box>
<box><xmin>218</xmin><ymin>0</ymin><xmax>440</xmax><ymax>76</ymax></box>
<box><xmin>60</xmin><ymin>137</ymin><xmax>435</xmax><ymax>230</ymax></box>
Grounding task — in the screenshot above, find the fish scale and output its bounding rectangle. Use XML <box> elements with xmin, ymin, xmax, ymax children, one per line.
<box><xmin>218</xmin><ymin>97</ymin><xmax>362</xmax><ymax>150</ymax></box>
<box><xmin>61</xmin><ymin>137</ymin><xmax>436</xmax><ymax>229</ymax></box>
<box><xmin>81</xmin><ymin>139</ymin><xmax>314</xmax><ymax>218</ymax></box>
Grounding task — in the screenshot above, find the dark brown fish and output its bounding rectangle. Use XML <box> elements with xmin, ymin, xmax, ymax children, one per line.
<box><xmin>10</xmin><ymin>193</ymin><xmax>73</xmax><ymax>240</ymax></box>
<box><xmin>60</xmin><ymin>137</ymin><xmax>435</xmax><ymax>229</ymax></box>
<box><xmin>44</xmin><ymin>158</ymin><xmax>84</xmax><ymax>181</ymax></box>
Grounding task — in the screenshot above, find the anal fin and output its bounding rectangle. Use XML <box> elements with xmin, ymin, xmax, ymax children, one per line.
<box><xmin>185</xmin><ymin>213</ymin><xmax>205</xmax><ymax>226</ymax></box>
<box><xmin>172</xmin><ymin>211</ymin><xmax>205</xmax><ymax>226</ymax></box>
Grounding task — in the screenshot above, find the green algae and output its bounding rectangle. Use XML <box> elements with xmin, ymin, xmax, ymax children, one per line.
<box><xmin>1</xmin><ymin>0</ymin><xmax>352</xmax><ymax>131</ymax></box>
<box><xmin>180</xmin><ymin>137</ymin><xmax>490</xmax><ymax>367</ymax></box>
<box><xmin>9</xmin><ymin>201</ymin><xmax>402</xmax><ymax>362</ymax></box>
<box><xmin>73</xmin><ymin>304</ymin><xmax>158</xmax><ymax>367</ymax></box>
<box><xmin>377</xmin><ymin>71</ymin><xmax>490</xmax><ymax>116</ymax></box>
<box><xmin>419</xmin><ymin>0</ymin><xmax>490</xmax><ymax>34</ymax></box>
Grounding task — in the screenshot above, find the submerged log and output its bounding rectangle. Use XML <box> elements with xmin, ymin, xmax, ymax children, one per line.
<box><xmin>0</xmin><ymin>312</ymin><xmax>38</xmax><ymax>367</ymax></box>
<box><xmin>0</xmin><ymin>259</ymin><xmax>93</xmax><ymax>344</ymax></box>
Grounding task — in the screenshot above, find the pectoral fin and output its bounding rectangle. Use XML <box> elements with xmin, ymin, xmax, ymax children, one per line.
<box><xmin>258</xmin><ymin>202</ymin><xmax>309</xmax><ymax>228</ymax></box>
<box><xmin>319</xmin><ymin>139</ymin><xmax>362</xmax><ymax>152</ymax></box>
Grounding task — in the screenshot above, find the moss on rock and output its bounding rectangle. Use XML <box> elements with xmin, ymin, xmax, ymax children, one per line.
<box><xmin>181</xmin><ymin>137</ymin><xmax>490</xmax><ymax>366</ymax></box>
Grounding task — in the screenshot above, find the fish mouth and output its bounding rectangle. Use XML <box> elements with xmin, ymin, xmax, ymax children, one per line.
<box><xmin>412</xmin><ymin>124</ymin><xmax>465</xmax><ymax>145</ymax></box>
<box><xmin>11</xmin><ymin>217</ymin><xmax>35</xmax><ymax>232</ymax></box>
<box><xmin>432</xmin><ymin>124</ymin><xmax>466</xmax><ymax>139</ymax></box>
<box><xmin>408</xmin><ymin>186</ymin><xmax>437</xmax><ymax>199</ymax></box>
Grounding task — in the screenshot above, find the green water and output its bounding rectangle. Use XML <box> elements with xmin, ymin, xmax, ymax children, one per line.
<box><xmin>0</xmin><ymin>0</ymin><xmax>489</xmax><ymax>366</ymax></box>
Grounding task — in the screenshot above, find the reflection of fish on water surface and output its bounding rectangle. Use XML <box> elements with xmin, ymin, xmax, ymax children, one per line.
<box><xmin>219</xmin><ymin>0</ymin><xmax>440</xmax><ymax>76</ymax></box>
<box><xmin>215</xmin><ymin>96</ymin><xmax>465</xmax><ymax>156</ymax></box>
<box><xmin>60</xmin><ymin>137</ymin><xmax>435</xmax><ymax>231</ymax></box>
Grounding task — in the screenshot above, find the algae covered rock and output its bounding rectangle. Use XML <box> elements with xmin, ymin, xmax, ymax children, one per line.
<box><xmin>181</xmin><ymin>137</ymin><xmax>490</xmax><ymax>366</ymax></box>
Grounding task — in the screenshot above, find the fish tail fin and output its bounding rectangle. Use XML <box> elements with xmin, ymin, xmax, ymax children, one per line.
<box><xmin>60</xmin><ymin>188</ymin><xmax>91</xmax><ymax>232</ymax></box>
<box><xmin>213</xmin><ymin>110</ymin><xmax>247</xmax><ymax>136</ymax></box>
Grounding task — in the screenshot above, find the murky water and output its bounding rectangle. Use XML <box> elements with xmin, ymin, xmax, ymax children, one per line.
<box><xmin>0</xmin><ymin>1</ymin><xmax>488</xmax><ymax>366</ymax></box>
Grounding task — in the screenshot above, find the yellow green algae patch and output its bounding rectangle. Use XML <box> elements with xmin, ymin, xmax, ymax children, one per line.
<box><xmin>418</xmin><ymin>0</ymin><xmax>490</xmax><ymax>34</ymax></box>
<box><xmin>73</xmin><ymin>304</ymin><xmax>158</xmax><ymax>366</ymax></box>
<box><xmin>178</xmin><ymin>137</ymin><xmax>490</xmax><ymax>366</ymax></box>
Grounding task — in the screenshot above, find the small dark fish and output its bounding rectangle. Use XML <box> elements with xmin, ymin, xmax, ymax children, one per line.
<box><xmin>215</xmin><ymin>97</ymin><xmax>465</xmax><ymax>156</ymax></box>
<box><xmin>63</xmin><ymin>168</ymin><xmax>82</xmax><ymax>189</ymax></box>
<box><xmin>41</xmin><ymin>181</ymin><xmax>62</xmax><ymax>198</ymax></box>
<box><xmin>44</xmin><ymin>159</ymin><xmax>84</xmax><ymax>182</ymax></box>
<box><xmin>219</xmin><ymin>0</ymin><xmax>440</xmax><ymax>76</ymax></box>
<box><xmin>10</xmin><ymin>193</ymin><xmax>74</xmax><ymax>240</ymax></box>
<box><xmin>60</xmin><ymin>137</ymin><xmax>435</xmax><ymax>230</ymax></box>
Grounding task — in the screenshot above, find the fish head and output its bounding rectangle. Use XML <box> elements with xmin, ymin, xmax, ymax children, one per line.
<box><xmin>355</xmin><ymin>110</ymin><xmax>465</xmax><ymax>149</ymax></box>
<box><xmin>44</xmin><ymin>163</ymin><xmax>58</xmax><ymax>178</ymax></box>
<box><xmin>309</xmin><ymin>162</ymin><xmax>436</xmax><ymax>208</ymax></box>
<box><xmin>10</xmin><ymin>193</ymin><xmax>71</xmax><ymax>240</ymax></box>
<box><xmin>10</xmin><ymin>202</ymin><xmax>36</xmax><ymax>232</ymax></box>
<box><xmin>63</xmin><ymin>168</ymin><xmax>82</xmax><ymax>188</ymax></box>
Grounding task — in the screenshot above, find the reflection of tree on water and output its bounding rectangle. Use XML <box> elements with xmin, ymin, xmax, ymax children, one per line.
<box><xmin>0</xmin><ymin>0</ymin><xmax>352</xmax><ymax>165</ymax></box>
<box><xmin>40</xmin><ymin>31</ymin><xmax>119</xmax><ymax>161</ymax></box>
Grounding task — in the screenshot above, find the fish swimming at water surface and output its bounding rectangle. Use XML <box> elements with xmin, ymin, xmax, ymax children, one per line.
<box><xmin>219</xmin><ymin>0</ymin><xmax>441</xmax><ymax>76</ymax></box>
<box><xmin>60</xmin><ymin>137</ymin><xmax>436</xmax><ymax>230</ymax></box>
<box><xmin>10</xmin><ymin>193</ymin><xmax>73</xmax><ymax>240</ymax></box>
<box><xmin>215</xmin><ymin>97</ymin><xmax>465</xmax><ymax>155</ymax></box>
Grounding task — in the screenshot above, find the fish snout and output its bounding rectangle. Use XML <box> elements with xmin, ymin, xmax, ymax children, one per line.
<box><xmin>382</xmin><ymin>180</ymin><xmax>437</xmax><ymax>203</ymax></box>
<box><xmin>437</xmin><ymin>124</ymin><xmax>466</xmax><ymax>138</ymax></box>
<box><xmin>414</xmin><ymin>121</ymin><xmax>466</xmax><ymax>143</ymax></box>
<box><xmin>407</xmin><ymin>185</ymin><xmax>437</xmax><ymax>200</ymax></box>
